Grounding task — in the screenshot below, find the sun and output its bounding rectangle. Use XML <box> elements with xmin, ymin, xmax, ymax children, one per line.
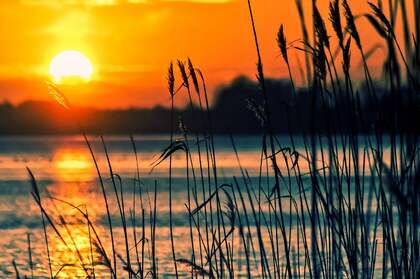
<box><xmin>49</xmin><ymin>50</ymin><xmax>93</xmax><ymax>83</ymax></box>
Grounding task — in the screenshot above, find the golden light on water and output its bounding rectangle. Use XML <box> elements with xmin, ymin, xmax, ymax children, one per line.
<box><xmin>55</xmin><ymin>151</ymin><xmax>91</xmax><ymax>171</ymax></box>
<box><xmin>48</xmin><ymin>148</ymin><xmax>103</xmax><ymax>277</ymax></box>
<box><xmin>50</xmin><ymin>148</ymin><xmax>97</xmax><ymax>214</ymax></box>
<box><xmin>50</xmin><ymin>223</ymin><xmax>96</xmax><ymax>278</ymax></box>
<box><xmin>54</xmin><ymin>149</ymin><xmax>94</xmax><ymax>182</ymax></box>
<box><xmin>49</xmin><ymin>50</ymin><xmax>93</xmax><ymax>83</ymax></box>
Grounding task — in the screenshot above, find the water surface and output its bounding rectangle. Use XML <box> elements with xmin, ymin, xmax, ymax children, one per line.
<box><xmin>0</xmin><ymin>135</ymin><xmax>390</xmax><ymax>277</ymax></box>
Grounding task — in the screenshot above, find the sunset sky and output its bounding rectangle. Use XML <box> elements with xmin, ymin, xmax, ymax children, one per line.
<box><xmin>0</xmin><ymin>0</ymin><xmax>408</xmax><ymax>108</ymax></box>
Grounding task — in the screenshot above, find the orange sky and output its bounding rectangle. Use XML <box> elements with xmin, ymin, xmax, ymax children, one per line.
<box><xmin>0</xmin><ymin>0</ymin><xmax>413</xmax><ymax>108</ymax></box>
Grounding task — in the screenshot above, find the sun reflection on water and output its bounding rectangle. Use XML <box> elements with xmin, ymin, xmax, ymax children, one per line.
<box><xmin>44</xmin><ymin>147</ymin><xmax>111</xmax><ymax>277</ymax></box>
<box><xmin>54</xmin><ymin>148</ymin><xmax>94</xmax><ymax>183</ymax></box>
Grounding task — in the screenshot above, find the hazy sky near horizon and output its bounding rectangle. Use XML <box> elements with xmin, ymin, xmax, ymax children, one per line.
<box><xmin>0</xmin><ymin>0</ymin><xmax>409</xmax><ymax>108</ymax></box>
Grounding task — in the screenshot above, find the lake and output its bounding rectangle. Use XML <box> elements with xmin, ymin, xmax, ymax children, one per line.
<box><xmin>0</xmin><ymin>135</ymin><xmax>394</xmax><ymax>277</ymax></box>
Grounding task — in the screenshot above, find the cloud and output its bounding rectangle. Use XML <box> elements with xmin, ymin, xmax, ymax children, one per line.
<box><xmin>20</xmin><ymin>0</ymin><xmax>136</xmax><ymax>5</ymax></box>
<box><xmin>156</xmin><ymin>0</ymin><xmax>233</xmax><ymax>2</ymax></box>
<box><xmin>20</xmin><ymin>0</ymin><xmax>233</xmax><ymax>5</ymax></box>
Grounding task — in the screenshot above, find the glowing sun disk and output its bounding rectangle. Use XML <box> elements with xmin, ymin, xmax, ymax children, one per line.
<box><xmin>49</xmin><ymin>50</ymin><xmax>93</xmax><ymax>82</ymax></box>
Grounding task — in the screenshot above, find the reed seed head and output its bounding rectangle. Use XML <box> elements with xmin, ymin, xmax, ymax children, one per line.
<box><xmin>177</xmin><ymin>60</ymin><xmax>190</xmax><ymax>89</ymax></box>
<box><xmin>343</xmin><ymin>0</ymin><xmax>361</xmax><ymax>49</ymax></box>
<box><xmin>277</xmin><ymin>24</ymin><xmax>289</xmax><ymax>64</ymax></box>
<box><xmin>187</xmin><ymin>58</ymin><xmax>200</xmax><ymax>94</ymax></box>
<box><xmin>168</xmin><ymin>62</ymin><xmax>175</xmax><ymax>97</ymax></box>
<box><xmin>314</xmin><ymin>5</ymin><xmax>330</xmax><ymax>49</ymax></box>
<box><xmin>329</xmin><ymin>0</ymin><xmax>344</xmax><ymax>46</ymax></box>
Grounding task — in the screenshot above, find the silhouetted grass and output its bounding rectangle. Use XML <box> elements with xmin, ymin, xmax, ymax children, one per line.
<box><xmin>20</xmin><ymin>0</ymin><xmax>420</xmax><ymax>278</ymax></box>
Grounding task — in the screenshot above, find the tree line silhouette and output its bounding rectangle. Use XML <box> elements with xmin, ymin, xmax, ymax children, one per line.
<box><xmin>0</xmin><ymin>75</ymin><xmax>418</xmax><ymax>134</ymax></box>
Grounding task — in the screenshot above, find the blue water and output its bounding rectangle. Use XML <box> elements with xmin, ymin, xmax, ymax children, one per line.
<box><xmin>0</xmin><ymin>135</ymin><xmax>272</xmax><ymax>277</ymax></box>
<box><xmin>0</xmin><ymin>135</ymin><xmax>390</xmax><ymax>277</ymax></box>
